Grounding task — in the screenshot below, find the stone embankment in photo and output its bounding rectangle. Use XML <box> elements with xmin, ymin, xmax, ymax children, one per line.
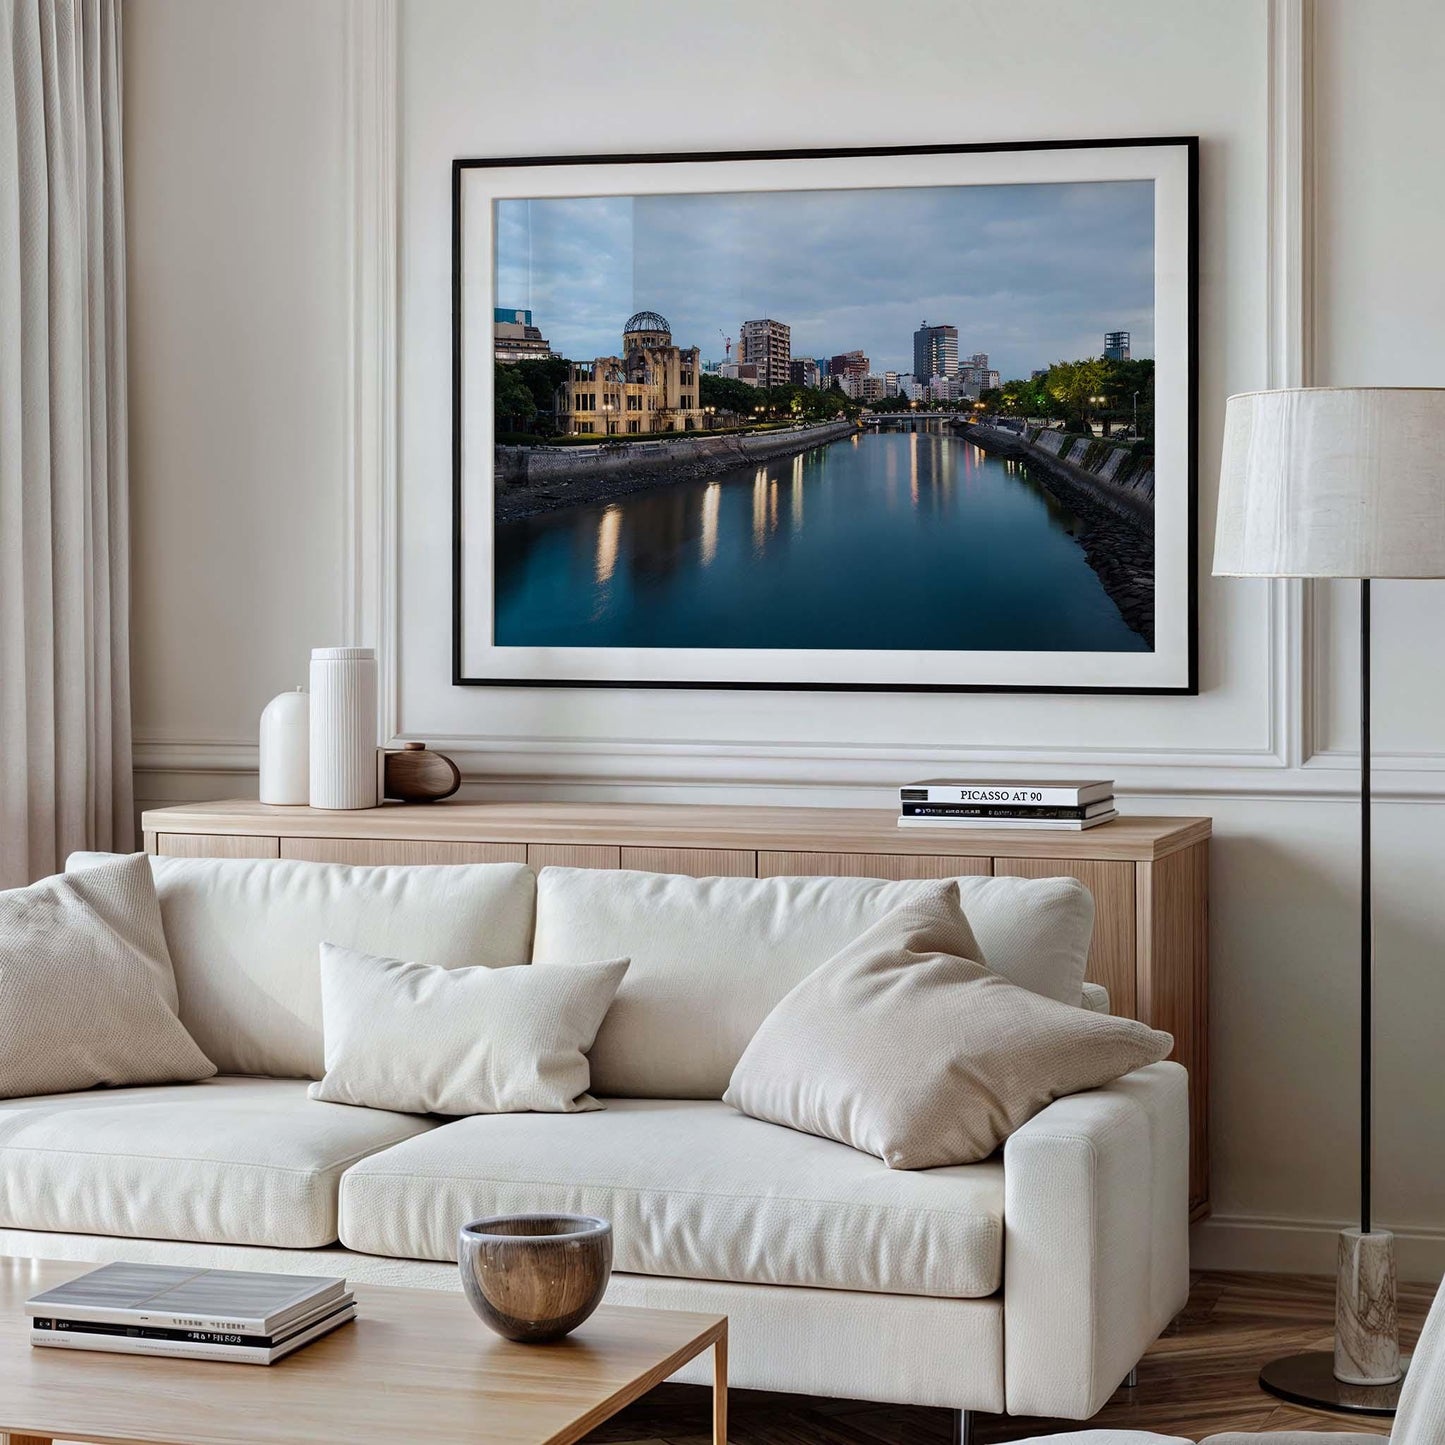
<box><xmin>494</xmin><ymin>420</ymin><xmax>857</xmax><ymax>523</ymax></box>
<box><xmin>962</xmin><ymin>422</ymin><xmax>1156</xmax><ymax>645</ymax></box>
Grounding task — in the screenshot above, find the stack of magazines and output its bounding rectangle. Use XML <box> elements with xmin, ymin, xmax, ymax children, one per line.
<box><xmin>898</xmin><ymin>779</ymin><xmax>1118</xmax><ymax>831</ymax></box>
<box><xmin>28</xmin><ymin>1262</ymin><xmax>355</xmax><ymax>1365</ymax></box>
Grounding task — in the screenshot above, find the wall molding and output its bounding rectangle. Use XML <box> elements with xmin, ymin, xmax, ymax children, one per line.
<box><xmin>1307</xmin><ymin>746</ymin><xmax>1445</xmax><ymax>772</ymax></box>
<box><xmin>364</xmin><ymin>0</ymin><xmax>1313</xmax><ymax>790</ymax></box>
<box><xmin>342</xmin><ymin>0</ymin><xmax>399</xmax><ymax>740</ymax></box>
<box><xmin>1193</xmin><ymin>1212</ymin><xmax>1445</xmax><ymax>1283</ymax></box>
<box><xmin>131</xmin><ymin>732</ymin><xmax>1445</xmax><ymax>803</ymax></box>
<box><xmin>1264</xmin><ymin>0</ymin><xmax>1315</xmax><ymax>771</ymax></box>
<box><xmin>1286</xmin><ymin>1</ymin><xmax>1438</xmax><ymax>773</ymax></box>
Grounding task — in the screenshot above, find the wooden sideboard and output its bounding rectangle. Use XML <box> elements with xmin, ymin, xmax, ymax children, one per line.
<box><xmin>142</xmin><ymin>799</ymin><xmax>1211</xmax><ymax>1218</ymax></box>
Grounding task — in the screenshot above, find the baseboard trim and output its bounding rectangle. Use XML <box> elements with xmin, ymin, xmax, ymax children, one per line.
<box><xmin>1192</xmin><ymin>1213</ymin><xmax>1445</xmax><ymax>1282</ymax></box>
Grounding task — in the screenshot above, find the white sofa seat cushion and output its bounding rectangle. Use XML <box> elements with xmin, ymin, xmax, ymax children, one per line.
<box><xmin>338</xmin><ymin>1097</ymin><xmax>1003</xmax><ymax>1299</ymax></box>
<box><xmin>532</xmin><ymin>867</ymin><xmax>1094</xmax><ymax>1097</ymax></box>
<box><xmin>68</xmin><ymin>853</ymin><xmax>537</xmax><ymax>1079</ymax></box>
<box><xmin>0</xmin><ymin>1076</ymin><xmax>436</xmax><ymax>1248</ymax></box>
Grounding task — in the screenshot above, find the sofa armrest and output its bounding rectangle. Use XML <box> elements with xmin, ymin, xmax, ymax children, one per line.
<box><xmin>1003</xmin><ymin>1060</ymin><xmax>1191</xmax><ymax>1419</ymax></box>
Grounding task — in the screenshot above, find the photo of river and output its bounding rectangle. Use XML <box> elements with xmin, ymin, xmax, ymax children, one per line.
<box><xmin>494</xmin><ymin>426</ymin><xmax>1147</xmax><ymax>653</ymax></box>
<box><xmin>459</xmin><ymin>142</ymin><xmax>1195</xmax><ymax>688</ymax></box>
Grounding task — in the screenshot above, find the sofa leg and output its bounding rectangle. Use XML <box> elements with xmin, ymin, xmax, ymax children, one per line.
<box><xmin>1124</xmin><ymin>1366</ymin><xmax>1139</xmax><ymax>1388</ymax></box>
<box><xmin>950</xmin><ymin>1409</ymin><xmax>973</xmax><ymax>1445</ymax></box>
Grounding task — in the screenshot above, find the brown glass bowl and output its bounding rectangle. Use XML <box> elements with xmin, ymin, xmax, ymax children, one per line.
<box><xmin>458</xmin><ymin>1214</ymin><xmax>613</xmax><ymax>1343</ymax></box>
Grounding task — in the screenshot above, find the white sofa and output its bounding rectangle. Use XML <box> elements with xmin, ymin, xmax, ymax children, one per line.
<box><xmin>0</xmin><ymin>854</ymin><xmax>1190</xmax><ymax>1427</ymax></box>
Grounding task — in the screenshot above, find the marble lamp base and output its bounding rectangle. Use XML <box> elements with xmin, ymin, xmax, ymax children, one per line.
<box><xmin>1336</xmin><ymin>1228</ymin><xmax>1403</xmax><ymax>1386</ymax></box>
<box><xmin>1259</xmin><ymin>1228</ymin><xmax>1405</xmax><ymax>1416</ymax></box>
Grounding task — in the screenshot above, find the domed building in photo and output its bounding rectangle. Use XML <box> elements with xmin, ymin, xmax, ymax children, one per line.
<box><xmin>558</xmin><ymin>311</ymin><xmax>704</xmax><ymax>436</ymax></box>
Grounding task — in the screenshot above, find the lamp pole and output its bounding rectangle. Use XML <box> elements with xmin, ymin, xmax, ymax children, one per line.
<box><xmin>1360</xmin><ymin>578</ymin><xmax>1372</xmax><ymax>1238</ymax></box>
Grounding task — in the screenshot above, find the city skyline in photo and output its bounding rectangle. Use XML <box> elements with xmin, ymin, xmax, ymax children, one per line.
<box><xmin>494</xmin><ymin>179</ymin><xmax>1154</xmax><ymax>381</ymax></box>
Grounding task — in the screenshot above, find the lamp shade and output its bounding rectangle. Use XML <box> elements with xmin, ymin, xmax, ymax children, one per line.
<box><xmin>1214</xmin><ymin>388</ymin><xmax>1445</xmax><ymax>578</ymax></box>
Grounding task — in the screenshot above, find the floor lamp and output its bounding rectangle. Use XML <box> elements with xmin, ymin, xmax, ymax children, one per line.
<box><xmin>1214</xmin><ymin>387</ymin><xmax>1445</xmax><ymax>1415</ymax></box>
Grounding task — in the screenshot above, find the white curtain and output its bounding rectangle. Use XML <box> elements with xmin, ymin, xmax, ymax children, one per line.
<box><xmin>0</xmin><ymin>0</ymin><xmax>132</xmax><ymax>888</ymax></box>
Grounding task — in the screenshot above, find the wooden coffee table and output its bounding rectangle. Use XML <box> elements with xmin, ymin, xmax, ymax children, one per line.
<box><xmin>0</xmin><ymin>1257</ymin><xmax>727</xmax><ymax>1445</ymax></box>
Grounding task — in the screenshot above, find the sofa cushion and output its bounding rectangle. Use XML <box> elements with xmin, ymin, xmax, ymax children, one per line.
<box><xmin>725</xmin><ymin>882</ymin><xmax>1172</xmax><ymax>1169</ymax></box>
<box><xmin>68</xmin><ymin>853</ymin><xmax>536</xmax><ymax>1079</ymax></box>
<box><xmin>0</xmin><ymin>854</ymin><xmax>215</xmax><ymax>1098</ymax></box>
<box><xmin>0</xmin><ymin>1076</ymin><xmax>436</xmax><ymax>1247</ymax></box>
<box><xmin>338</xmin><ymin>1097</ymin><xmax>1003</xmax><ymax>1299</ymax></box>
<box><xmin>532</xmin><ymin>867</ymin><xmax>1094</xmax><ymax>1097</ymax></box>
<box><xmin>309</xmin><ymin>944</ymin><xmax>628</xmax><ymax>1115</ymax></box>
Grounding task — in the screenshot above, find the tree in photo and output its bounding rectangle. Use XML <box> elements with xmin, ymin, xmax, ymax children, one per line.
<box><xmin>494</xmin><ymin>363</ymin><xmax>539</xmax><ymax>433</ymax></box>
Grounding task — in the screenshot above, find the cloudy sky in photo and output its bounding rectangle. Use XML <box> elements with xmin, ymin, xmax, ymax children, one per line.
<box><xmin>494</xmin><ymin>180</ymin><xmax>1154</xmax><ymax>381</ymax></box>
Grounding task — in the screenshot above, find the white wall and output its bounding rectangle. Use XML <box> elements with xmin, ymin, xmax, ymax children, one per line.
<box><xmin>126</xmin><ymin>0</ymin><xmax>1445</xmax><ymax>1276</ymax></box>
<box><xmin>125</xmin><ymin>0</ymin><xmax>351</xmax><ymax>799</ymax></box>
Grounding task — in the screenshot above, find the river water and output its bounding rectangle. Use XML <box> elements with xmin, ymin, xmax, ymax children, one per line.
<box><xmin>493</xmin><ymin>426</ymin><xmax>1147</xmax><ymax>652</ymax></box>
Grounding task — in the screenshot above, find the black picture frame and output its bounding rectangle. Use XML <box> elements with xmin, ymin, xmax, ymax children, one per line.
<box><xmin>454</xmin><ymin>136</ymin><xmax>1198</xmax><ymax>695</ymax></box>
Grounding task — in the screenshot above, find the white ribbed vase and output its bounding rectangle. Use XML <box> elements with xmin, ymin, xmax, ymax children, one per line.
<box><xmin>308</xmin><ymin>647</ymin><xmax>378</xmax><ymax>810</ymax></box>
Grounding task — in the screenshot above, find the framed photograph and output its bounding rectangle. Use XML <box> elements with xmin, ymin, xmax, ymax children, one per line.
<box><xmin>454</xmin><ymin>138</ymin><xmax>1197</xmax><ymax>693</ymax></box>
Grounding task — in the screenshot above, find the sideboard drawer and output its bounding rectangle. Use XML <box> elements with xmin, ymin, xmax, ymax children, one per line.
<box><xmin>155</xmin><ymin>832</ymin><xmax>279</xmax><ymax>859</ymax></box>
<box><xmin>619</xmin><ymin>847</ymin><xmax>756</xmax><ymax>877</ymax></box>
<box><xmin>757</xmin><ymin>851</ymin><xmax>990</xmax><ymax>880</ymax></box>
<box><xmin>993</xmin><ymin>857</ymin><xmax>1136</xmax><ymax>1015</ymax></box>
<box><xmin>279</xmin><ymin>838</ymin><xmax>527</xmax><ymax>866</ymax></box>
<box><xmin>527</xmin><ymin>843</ymin><xmax>621</xmax><ymax>870</ymax></box>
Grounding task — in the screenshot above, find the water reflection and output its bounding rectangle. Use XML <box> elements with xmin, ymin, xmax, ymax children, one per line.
<box><xmin>494</xmin><ymin>431</ymin><xmax>1148</xmax><ymax>653</ymax></box>
<box><xmin>594</xmin><ymin>506</ymin><xmax>620</xmax><ymax>585</ymax></box>
<box><xmin>700</xmin><ymin>482</ymin><xmax>720</xmax><ymax>568</ymax></box>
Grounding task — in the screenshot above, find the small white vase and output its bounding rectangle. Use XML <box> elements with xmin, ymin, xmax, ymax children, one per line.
<box><xmin>258</xmin><ymin>688</ymin><xmax>310</xmax><ymax>805</ymax></box>
<box><xmin>309</xmin><ymin>647</ymin><xmax>378</xmax><ymax>810</ymax></box>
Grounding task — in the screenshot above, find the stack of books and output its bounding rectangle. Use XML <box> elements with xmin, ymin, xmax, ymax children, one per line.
<box><xmin>28</xmin><ymin>1262</ymin><xmax>355</xmax><ymax>1365</ymax></box>
<box><xmin>898</xmin><ymin>779</ymin><xmax>1118</xmax><ymax>831</ymax></box>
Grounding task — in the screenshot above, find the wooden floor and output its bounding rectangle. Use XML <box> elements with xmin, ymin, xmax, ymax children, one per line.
<box><xmin>585</xmin><ymin>1271</ymin><xmax>1435</xmax><ymax>1443</ymax></box>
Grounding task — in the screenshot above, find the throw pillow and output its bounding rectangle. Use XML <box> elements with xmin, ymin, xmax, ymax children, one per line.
<box><xmin>723</xmin><ymin>881</ymin><xmax>1172</xmax><ymax>1169</ymax></box>
<box><xmin>308</xmin><ymin>943</ymin><xmax>628</xmax><ymax>1115</ymax></box>
<box><xmin>0</xmin><ymin>854</ymin><xmax>217</xmax><ymax>1099</ymax></box>
<box><xmin>531</xmin><ymin>866</ymin><xmax>1094</xmax><ymax>1100</ymax></box>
